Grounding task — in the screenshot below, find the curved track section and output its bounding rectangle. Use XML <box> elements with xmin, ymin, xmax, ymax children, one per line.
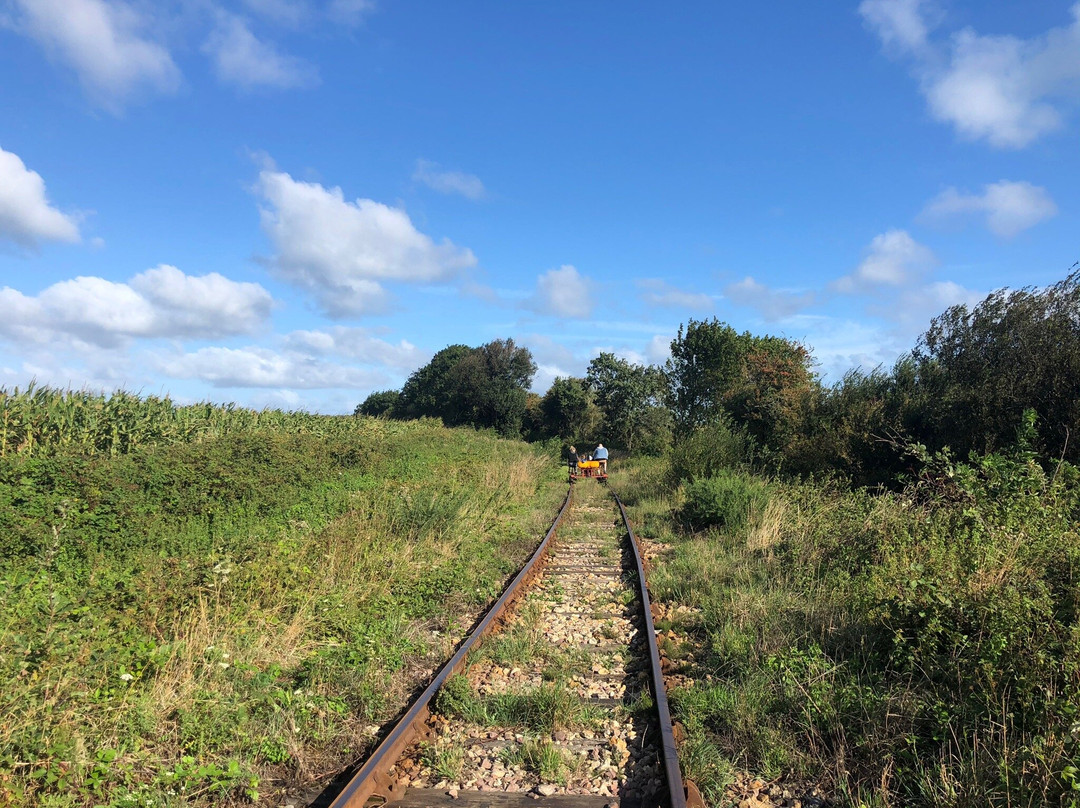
<box><xmin>327</xmin><ymin>483</ymin><xmax>695</xmax><ymax>808</ymax></box>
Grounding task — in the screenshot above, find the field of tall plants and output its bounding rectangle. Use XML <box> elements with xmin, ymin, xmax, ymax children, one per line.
<box><xmin>0</xmin><ymin>386</ymin><xmax>565</xmax><ymax>806</ymax></box>
<box><xmin>616</xmin><ymin>433</ymin><xmax>1080</xmax><ymax>808</ymax></box>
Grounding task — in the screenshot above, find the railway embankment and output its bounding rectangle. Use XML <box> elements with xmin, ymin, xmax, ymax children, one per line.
<box><xmin>0</xmin><ymin>404</ymin><xmax>563</xmax><ymax>806</ymax></box>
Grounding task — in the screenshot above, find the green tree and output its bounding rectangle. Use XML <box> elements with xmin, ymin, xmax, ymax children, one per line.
<box><xmin>665</xmin><ymin>320</ymin><xmax>750</xmax><ymax>434</ymax></box>
<box><xmin>912</xmin><ymin>268</ymin><xmax>1080</xmax><ymax>462</ymax></box>
<box><xmin>585</xmin><ymin>353</ymin><xmax>668</xmax><ymax>452</ymax></box>
<box><xmin>392</xmin><ymin>340</ymin><xmax>536</xmax><ymax>437</ymax></box>
<box><xmin>394</xmin><ymin>344</ymin><xmax>474</xmax><ymax>421</ymax></box>
<box><xmin>665</xmin><ymin>319</ymin><xmax>814</xmax><ymax>450</ymax></box>
<box><xmin>541</xmin><ymin>377</ymin><xmax>601</xmax><ymax>443</ymax></box>
<box><xmin>447</xmin><ymin>339</ymin><xmax>537</xmax><ymax>437</ymax></box>
<box><xmin>355</xmin><ymin>390</ymin><xmax>400</xmax><ymax>418</ymax></box>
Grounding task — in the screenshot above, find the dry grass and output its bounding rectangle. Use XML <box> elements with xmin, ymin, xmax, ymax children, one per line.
<box><xmin>746</xmin><ymin>497</ymin><xmax>785</xmax><ymax>554</ymax></box>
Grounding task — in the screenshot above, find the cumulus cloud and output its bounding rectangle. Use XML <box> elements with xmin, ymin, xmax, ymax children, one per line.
<box><xmin>5</xmin><ymin>0</ymin><xmax>180</xmax><ymax>110</ymax></box>
<box><xmin>886</xmin><ymin>279</ymin><xmax>986</xmax><ymax>332</ymax></box>
<box><xmin>256</xmin><ymin>168</ymin><xmax>477</xmax><ymax>317</ymax></box>
<box><xmin>282</xmin><ymin>326</ymin><xmax>425</xmax><ymax>369</ymax></box>
<box><xmin>528</xmin><ymin>265</ymin><xmax>593</xmax><ymax>319</ymax></box>
<box><xmin>859</xmin><ymin>0</ymin><xmax>932</xmax><ymax>53</ymax></box>
<box><xmin>860</xmin><ymin>0</ymin><xmax>1080</xmax><ymax>147</ymax></box>
<box><xmin>724</xmin><ymin>277</ymin><xmax>816</xmax><ymax>321</ymax></box>
<box><xmin>0</xmin><ymin>265</ymin><xmax>272</xmax><ymax>347</ymax></box>
<box><xmin>158</xmin><ymin>346</ymin><xmax>385</xmax><ymax>389</ymax></box>
<box><xmin>921</xmin><ymin>180</ymin><xmax>1058</xmax><ymax>237</ymax></box>
<box><xmin>645</xmin><ymin>335</ymin><xmax>672</xmax><ymax>365</ymax></box>
<box><xmin>636</xmin><ymin>279</ymin><xmax>713</xmax><ymax>310</ymax></box>
<box><xmin>412</xmin><ymin>159</ymin><xmax>486</xmax><ymax>200</ymax></box>
<box><xmin>203</xmin><ymin>11</ymin><xmax>317</xmax><ymax>90</ymax></box>
<box><xmin>518</xmin><ymin>334</ymin><xmax>578</xmax><ymax>370</ymax></box>
<box><xmin>832</xmin><ymin>229</ymin><xmax>936</xmax><ymax>294</ymax></box>
<box><xmin>0</xmin><ymin>146</ymin><xmax>80</xmax><ymax>247</ymax></box>
<box><xmin>157</xmin><ymin>345</ymin><xmax>387</xmax><ymax>389</ymax></box>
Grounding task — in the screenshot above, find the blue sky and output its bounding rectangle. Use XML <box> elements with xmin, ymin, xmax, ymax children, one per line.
<box><xmin>1</xmin><ymin>0</ymin><xmax>1078</xmax><ymax>413</ymax></box>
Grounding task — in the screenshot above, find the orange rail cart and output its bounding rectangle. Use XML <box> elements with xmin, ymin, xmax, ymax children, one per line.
<box><xmin>569</xmin><ymin>458</ymin><xmax>607</xmax><ymax>482</ymax></box>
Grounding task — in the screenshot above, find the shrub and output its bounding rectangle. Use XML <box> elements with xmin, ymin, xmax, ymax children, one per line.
<box><xmin>670</xmin><ymin>415</ymin><xmax>759</xmax><ymax>485</ymax></box>
<box><xmin>681</xmin><ymin>471</ymin><xmax>768</xmax><ymax>531</ymax></box>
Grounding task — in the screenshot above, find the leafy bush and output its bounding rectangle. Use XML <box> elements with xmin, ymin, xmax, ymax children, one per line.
<box><xmin>670</xmin><ymin>415</ymin><xmax>759</xmax><ymax>485</ymax></box>
<box><xmin>681</xmin><ymin>471</ymin><xmax>768</xmax><ymax>531</ymax></box>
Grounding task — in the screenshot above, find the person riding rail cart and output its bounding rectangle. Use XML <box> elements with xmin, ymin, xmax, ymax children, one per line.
<box><xmin>568</xmin><ymin>443</ymin><xmax>608</xmax><ymax>482</ymax></box>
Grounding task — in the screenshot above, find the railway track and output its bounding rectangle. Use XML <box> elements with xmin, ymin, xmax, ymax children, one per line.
<box><xmin>328</xmin><ymin>481</ymin><xmax>700</xmax><ymax>808</ymax></box>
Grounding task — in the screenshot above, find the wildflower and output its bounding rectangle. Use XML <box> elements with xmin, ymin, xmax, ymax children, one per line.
<box><xmin>119</xmin><ymin>673</ymin><xmax>134</xmax><ymax>682</ymax></box>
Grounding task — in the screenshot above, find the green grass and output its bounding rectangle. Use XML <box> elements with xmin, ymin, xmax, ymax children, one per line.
<box><xmin>422</xmin><ymin>741</ymin><xmax>465</xmax><ymax>782</ymax></box>
<box><xmin>0</xmin><ymin>400</ymin><xmax>565</xmax><ymax>806</ymax></box>
<box><xmin>500</xmin><ymin>739</ymin><xmax>574</xmax><ymax>784</ymax></box>
<box><xmin>618</xmin><ymin>451</ymin><xmax>1080</xmax><ymax>808</ymax></box>
<box><xmin>436</xmin><ymin>675</ymin><xmax>607</xmax><ymax>733</ymax></box>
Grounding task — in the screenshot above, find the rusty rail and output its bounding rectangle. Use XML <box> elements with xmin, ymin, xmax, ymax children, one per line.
<box><xmin>329</xmin><ymin>486</ymin><xmax>574</xmax><ymax>808</ymax></box>
<box><xmin>611</xmin><ymin>489</ymin><xmax>699</xmax><ymax>808</ymax></box>
<box><xmin>327</xmin><ymin>483</ymin><xmax>697</xmax><ymax>808</ymax></box>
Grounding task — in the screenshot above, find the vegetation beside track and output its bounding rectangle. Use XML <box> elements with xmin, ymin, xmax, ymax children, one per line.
<box><xmin>616</xmin><ymin>442</ymin><xmax>1080</xmax><ymax>808</ymax></box>
<box><xmin>0</xmin><ymin>395</ymin><xmax>564</xmax><ymax>806</ymax></box>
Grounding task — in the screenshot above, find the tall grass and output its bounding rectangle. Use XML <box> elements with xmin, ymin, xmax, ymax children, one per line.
<box><xmin>0</xmin><ymin>387</ymin><xmax>565</xmax><ymax>806</ymax></box>
<box><xmin>621</xmin><ymin>449</ymin><xmax>1080</xmax><ymax>808</ymax></box>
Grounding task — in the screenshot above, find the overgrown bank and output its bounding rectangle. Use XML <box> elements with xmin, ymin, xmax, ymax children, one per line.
<box><xmin>617</xmin><ymin>439</ymin><xmax>1080</xmax><ymax>808</ymax></box>
<box><xmin>0</xmin><ymin>397</ymin><xmax>564</xmax><ymax>806</ymax></box>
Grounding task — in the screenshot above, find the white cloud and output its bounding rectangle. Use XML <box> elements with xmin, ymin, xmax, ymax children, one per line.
<box><xmin>885</xmin><ymin>279</ymin><xmax>986</xmax><ymax>333</ymax></box>
<box><xmin>832</xmin><ymin>229</ymin><xmax>936</xmax><ymax>293</ymax></box>
<box><xmin>0</xmin><ymin>146</ymin><xmax>80</xmax><ymax>247</ymax></box>
<box><xmin>256</xmin><ymin>168</ymin><xmax>477</xmax><ymax>317</ymax></box>
<box><xmin>412</xmin><ymin>159</ymin><xmax>486</xmax><ymax>200</ymax></box>
<box><xmin>283</xmin><ymin>326</ymin><xmax>425</xmax><ymax>369</ymax></box>
<box><xmin>6</xmin><ymin>0</ymin><xmax>179</xmax><ymax>110</ymax></box>
<box><xmin>921</xmin><ymin>180</ymin><xmax>1057</xmax><ymax>238</ymax></box>
<box><xmin>128</xmin><ymin>265</ymin><xmax>274</xmax><ymax>336</ymax></box>
<box><xmin>203</xmin><ymin>12</ymin><xmax>317</xmax><ymax>90</ymax></box>
<box><xmin>0</xmin><ymin>266</ymin><xmax>272</xmax><ymax>347</ymax></box>
<box><xmin>645</xmin><ymin>335</ymin><xmax>672</xmax><ymax>365</ymax></box>
<box><xmin>858</xmin><ymin>0</ymin><xmax>930</xmax><ymax>53</ymax></box>
<box><xmin>724</xmin><ymin>277</ymin><xmax>816</xmax><ymax>321</ymax></box>
<box><xmin>532</xmin><ymin>363</ymin><xmax>572</xmax><ymax>395</ymax></box>
<box><xmin>860</xmin><ymin>1</ymin><xmax>1080</xmax><ymax>148</ymax></box>
<box><xmin>158</xmin><ymin>345</ymin><xmax>387</xmax><ymax>389</ymax></box>
<box><xmin>518</xmin><ymin>334</ymin><xmax>578</xmax><ymax>370</ymax></box>
<box><xmin>635</xmin><ymin>279</ymin><xmax>713</xmax><ymax>310</ymax></box>
<box><xmin>528</xmin><ymin>265</ymin><xmax>593</xmax><ymax>319</ymax></box>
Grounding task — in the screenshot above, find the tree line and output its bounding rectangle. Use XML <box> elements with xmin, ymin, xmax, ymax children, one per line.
<box><xmin>358</xmin><ymin>268</ymin><xmax>1080</xmax><ymax>484</ymax></box>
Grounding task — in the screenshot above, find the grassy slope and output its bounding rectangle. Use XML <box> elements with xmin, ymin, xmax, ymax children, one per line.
<box><xmin>616</xmin><ymin>456</ymin><xmax>1080</xmax><ymax>808</ymax></box>
<box><xmin>0</xmin><ymin>417</ymin><xmax>564</xmax><ymax>806</ymax></box>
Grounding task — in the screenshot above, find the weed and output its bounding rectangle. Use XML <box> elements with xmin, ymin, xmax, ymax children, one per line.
<box><xmin>435</xmin><ymin>677</ymin><xmax>604</xmax><ymax>733</ymax></box>
<box><xmin>422</xmin><ymin>741</ymin><xmax>465</xmax><ymax>782</ymax></box>
<box><xmin>515</xmin><ymin>740</ymin><xmax>572</xmax><ymax>784</ymax></box>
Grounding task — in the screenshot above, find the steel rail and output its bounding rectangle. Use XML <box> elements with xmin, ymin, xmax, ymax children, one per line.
<box><xmin>329</xmin><ymin>485</ymin><xmax>575</xmax><ymax>808</ymax></box>
<box><xmin>327</xmin><ymin>483</ymin><xmax>698</xmax><ymax>808</ymax></box>
<box><xmin>610</xmin><ymin>489</ymin><xmax>696</xmax><ymax>808</ymax></box>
